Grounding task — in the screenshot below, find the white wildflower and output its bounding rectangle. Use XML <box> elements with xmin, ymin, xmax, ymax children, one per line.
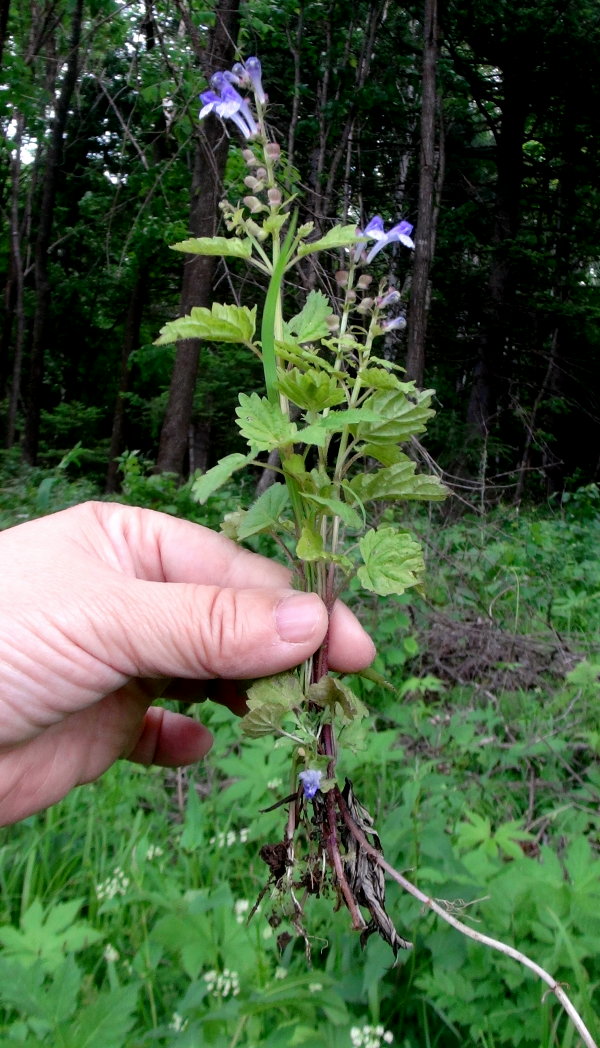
<box><xmin>274</xmin><ymin>966</ymin><xmax>288</xmax><ymax>980</ymax></box>
<box><xmin>234</xmin><ymin>899</ymin><xmax>250</xmax><ymax>924</ymax></box>
<box><xmin>103</xmin><ymin>943</ymin><xmax>120</xmax><ymax>963</ymax></box>
<box><xmin>169</xmin><ymin>1012</ymin><xmax>188</xmax><ymax>1032</ymax></box>
<box><xmin>267</xmin><ymin>777</ymin><xmax>283</xmax><ymax>789</ymax></box>
<box><xmin>96</xmin><ymin>867</ymin><xmax>130</xmax><ymax>901</ymax></box>
<box><xmin>145</xmin><ymin>844</ymin><xmax>164</xmax><ymax>860</ymax></box>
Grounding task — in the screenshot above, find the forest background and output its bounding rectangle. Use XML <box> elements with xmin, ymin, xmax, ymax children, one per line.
<box><xmin>1</xmin><ymin>1</ymin><xmax>600</xmax><ymax>1047</ymax></box>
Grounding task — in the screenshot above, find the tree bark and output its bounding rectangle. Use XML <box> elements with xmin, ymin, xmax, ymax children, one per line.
<box><xmin>406</xmin><ymin>0</ymin><xmax>439</xmax><ymax>387</ymax></box>
<box><xmin>105</xmin><ymin>263</ymin><xmax>149</xmax><ymax>492</ymax></box>
<box><xmin>466</xmin><ymin>59</ymin><xmax>528</xmax><ymax>436</ymax></box>
<box><xmin>156</xmin><ymin>0</ymin><xmax>240</xmax><ymax>476</ymax></box>
<box><xmin>22</xmin><ymin>0</ymin><xmax>84</xmax><ymax>464</ymax></box>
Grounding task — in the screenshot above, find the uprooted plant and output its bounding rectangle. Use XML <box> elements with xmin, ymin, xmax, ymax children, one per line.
<box><xmin>156</xmin><ymin>56</ymin><xmax>598</xmax><ymax>1048</ymax></box>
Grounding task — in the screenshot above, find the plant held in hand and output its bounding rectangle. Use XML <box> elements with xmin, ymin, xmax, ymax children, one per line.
<box><xmin>157</xmin><ymin>56</ymin><xmax>597</xmax><ymax>1048</ymax></box>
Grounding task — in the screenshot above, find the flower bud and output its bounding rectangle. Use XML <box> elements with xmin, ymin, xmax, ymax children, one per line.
<box><xmin>335</xmin><ymin>270</ymin><xmax>349</xmax><ymax>287</ymax></box>
<box><xmin>244</xmin><ymin>175</ymin><xmax>260</xmax><ymax>190</ymax></box>
<box><xmin>255</xmin><ymin>167</ymin><xmax>267</xmax><ymax>180</ymax></box>
<box><xmin>325</xmin><ymin>315</ymin><xmax>340</xmax><ymax>332</ymax></box>
<box><xmin>246</xmin><ymin>219</ymin><xmax>267</xmax><ymax>241</ymax></box>
<box><xmin>345</xmin><ymin>289</ymin><xmax>357</xmax><ymax>304</ymax></box>
<box><xmin>267</xmin><ymin>187</ymin><xmax>282</xmax><ymax>207</ymax></box>
<box><xmin>242</xmin><ymin>148</ymin><xmax>259</xmax><ymax>167</ymax></box>
<box><xmin>243</xmin><ymin>195</ymin><xmax>264</xmax><ymax>214</ymax></box>
<box><xmin>377</xmin><ymin>288</ymin><xmax>401</xmax><ymax>309</ymax></box>
<box><xmin>357</xmin><ymin>273</ymin><xmax>373</xmax><ymax>289</ymax></box>
<box><xmin>356</xmin><ymin>297</ymin><xmax>374</xmax><ymax>314</ymax></box>
<box><xmin>265</xmin><ymin>141</ymin><xmax>281</xmax><ymax>161</ymax></box>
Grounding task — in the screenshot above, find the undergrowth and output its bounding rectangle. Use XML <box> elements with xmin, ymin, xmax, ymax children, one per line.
<box><xmin>0</xmin><ymin>460</ymin><xmax>599</xmax><ymax>1046</ymax></box>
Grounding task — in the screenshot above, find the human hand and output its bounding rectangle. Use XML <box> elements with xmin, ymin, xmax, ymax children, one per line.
<box><xmin>0</xmin><ymin>502</ymin><xmax>374</xmax><ymax>825</ymax></box>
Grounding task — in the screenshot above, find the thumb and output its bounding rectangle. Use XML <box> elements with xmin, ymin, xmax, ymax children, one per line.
<box><xmin>113</xmin><ymin>582</ymin><xmax>329</xmax><ymax>681</ymax></box>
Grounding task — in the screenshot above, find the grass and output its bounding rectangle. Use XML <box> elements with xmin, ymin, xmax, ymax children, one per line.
<box><xmin>0</xmin><ymin>464</ymin><xmax>599</xmax><ymax>1046</ymax></box>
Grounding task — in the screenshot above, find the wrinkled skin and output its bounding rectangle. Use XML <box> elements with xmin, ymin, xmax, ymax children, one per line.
<box><xmin>0</xmin><ymin>502</ymin><xmax>374</xmax><ymax>825</ymax></box>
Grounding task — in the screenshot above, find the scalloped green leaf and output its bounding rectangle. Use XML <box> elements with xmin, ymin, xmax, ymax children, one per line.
<box><xmin>296</xmin><ymin>224</ymin><xmax>364</xmax><ymax>258</ymax></box>
<box><xmin>355</xmin><ymin>388</ymin><xmax>436</xmax><ymax>443</ymax></box>
<box><xmin>171</xmin><ymin>236</ymin><xmax>253</xmax><ymax>258</ymax></box>
<box><xmin>296</xmin><ymin>524</ymin><xmax>352</xmax><ymax>569</ymax></box>
<box><xmin>240</xmin><ymin>673</ymin><xmax>304</xmax><ymax>738</ymax></box>
<box><xmin>236</xmin><ymin>392</ymin><xmax>298</xmax><ymax>451</ymax></box>
<box><xmin>285</xmin><ymin>290</ymin><xmax>334</xmax><ymax>343</ymax></box>
<box><xmin>302</xmin><ymin>492</ymin><xmax>362</xmax><ymax>529</ymax></box>
<box><xmin>307</xmin><ymin>676</ymin><xmax>368</xmax><ymax>723</ymax></box>
<box><xmin>191</xmin><ymin>452</ymin><xmax>254</xmax><ymax>504</ymax></box>
<box><xmin>237</xmin><ymin>483</ymin><xmax>290</xmax><ymax>539</ymax></box>
<box><xmin>277</xmin><ymin>367</ymin><xmax>346</xmax><ymax>411</ymax></box>
<box><xmin>349</xmin><ymin>461</ymin><xmax>447</xmax><ymax>503</ymax></box>
<box><xmin>358</xmin><ymin>526</ymin><xmax>425</xmax><ymax>596</ymax></box>
<box><xmin>155</xmin><ymin>303</ymin><xmax>257</xmax><ymax>345</ymax></box>
<box><xmin>299</xmin><ymin>407</ymin><xmax>380</xmax><ymax>446</ymax></box>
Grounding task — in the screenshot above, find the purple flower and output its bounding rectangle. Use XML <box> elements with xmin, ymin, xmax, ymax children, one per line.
<box><xmin>299</xmin><ymin>769</ymin><xmax>322</xmax><ymax>800</ymax></box>
<box><xmin>355</xmin><ymin>215</ymin><xmax>415</xmax><ymax>264</ymax></box>
<box><xmin>199</xmin><ymin>77</ymin><xmax>258</xmax><ymax>139</ymax></box>
<box><xmin>381</xmin><ymin>314</ymin><xmax>407</xmax><ymax>333</ymax></box>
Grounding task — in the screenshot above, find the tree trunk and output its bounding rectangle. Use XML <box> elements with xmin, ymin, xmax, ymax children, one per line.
<box><xmin>22</xmin><ymin>0</ymin><xmax>84</xmax><ymax>464</ymax></box>
<box><xmin>406</xmin><ymin>0</ymin><xmax>439</xmax><ymax>387</ymax></box>
<box><xmin>156</xmin><ymin>0</ymin><xmax>240</xmax><ymax>476</ymax></box>
<box><xmin>105</xmin><ymin>263</ymin><xmax>149</xmax><ymax>492</ymax></box>
<box><xmin>466</xmin><ymin>59</ymin><xmax>528</xmax><ymax>436</ymax></box>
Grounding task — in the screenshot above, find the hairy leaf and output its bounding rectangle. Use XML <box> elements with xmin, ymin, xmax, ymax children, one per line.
<box><xmin>155</xmin><ymin>303</ymin><xmax>257</xmax><ymax>345</ymax></box>
<box><xmin>285</xmin><ymin>290</ymin><xmax>334</xmax><ymax>343</ymax></box>
<box><xmin>350</xmin><ymin>461</ymin><xmax>447</xmax><ymax>502</ymax></box>
<box><xmin>191</xmin><ymin>452</ymin><xmax>253</xmax><ymax>505</ymax></box>
<box><xmin>296</xmin><ymin>523</ymin><xmax>352</xmax><ymax>568</ymax></box>
<box><xmin>296</xmin><ymin>224</ymin><xmax>364</xmax><ymax>258</ymax></box>
<box><xmin>277</xmin><ymin>367</ymin><xmax>346</xmax><ymax>411</ymax></box>
<box><xmin>240</xmin><ymin>674</ymin><xmax>304</xmax><ymax>738</ymax></box>
<box><xmin>170</xmin><ymin>236</ymin><xmax>253</xmax><ymax>258</ymax></box>
<box><xmin>307</xmin><ymin>677</ymin><xmax>368</xmax><ymax>722</ymax></box>
<box><xmin>236</xmin><ymin>392</ymin><xmax>298</xmax><ymax>451</ymax></box>
<box><xmin>354</xmin><ymin>389</ymin><xmax>436</xmax><ymax>443</ymax></box>
<box><xmin>357</xmin><ymin>527</ymin><xmax>424</xmax><ymax>596</ymax></box>
<box><xmin>302</xmin><ymin>492</ymin><xmax>363</xmax><ymax>529</ymax></box>
<box><xmin>238</xmin><ymin>483</ymin><xmax>290</xmax><ymax>539</ymax></box>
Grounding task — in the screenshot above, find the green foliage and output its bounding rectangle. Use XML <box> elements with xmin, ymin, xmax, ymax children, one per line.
<box><xmin>155</xmin><ymin>303</ymin><xmax>257</xmax><ymax>346</ymax></box>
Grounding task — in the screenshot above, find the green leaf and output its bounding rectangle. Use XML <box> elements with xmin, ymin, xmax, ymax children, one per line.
<box><xmin>296</xmin><ymin>224</ymin><xmax>364</xmax><ymax>258</ymax></box>
<box><xmin>360</xmin><ymin>367</ymin><xmax>406</xmax><ymax>391</ymax></box>
<box><xmin>66</xmin><ymin>984</ymin><xmax>139</xmax><ymax>1048</ymax></box>
<box><xmin>277</xmin><ymin>367</ymin><xmax>346</xmax><ymax>411</ymax></box>
<box><xmin>302</xmin><ymin>492</ymin><xmax>363</xmax><ymax>529</ymax></box>
<box><xmin>275</xmin><ymin>338</ymin><xmax>336</xmax><ymax>372</ymax></box>
<box><xmin>296</xmin><ymin>524</ymin><xmax>352</xmax><ymax>568</ymax></box>
<box><xmin>307</xmin><ymin>676</ymin><xmax>368</xmax><ymax>722</ymax></box>
<box><xmin>155</xmin><ymin>303</ymin><xmax>257</xmax><ymax>345</ymax></box>
<box><xmin>357</xmin><ymin>443</ymin><xmax>406</xmax><ymax>466</ymax></box>
<box><xmin>237</xmin><ymin>484</ymin><xmax>290</xmax><ymax>539</ymax></box>
<box><xmin>355</xmin><ymin>388</ymin><xmax>436</xmax><ymax>443</ymax></box>
<box><xmin>357</xmin><ymin>527</ymin><xmax>425</xmax><ymax>596</ymax></box>
<box><xmin>349</xmin><ymin>461</ymin><xmax>448</xmax><ymax>503</ymax></box>
<box><xmin>299</xmin><ymin>407</ymin><xmax>381</xmax><ymax>446</ymax></box>
<box><xmin>285</xmin><ymin>290</ymin><xmax>334</xmax><ymax>343</ymax></box>
<box><xmin>236</xmin><ymin>392</ymin><xmax>297</xmax><ymax>451</ymax></box>
<box><xmin>240</xmin><ymin>674</ymin><xmax>304</xmax><ymax>739</ymax></box>
<box><xmin>191</xmin><ymin>452</ymin><xmax>253</xmax><ymax>505</ymax></box>
<box><xmin>170</xmin><ymin>236</ymin><xmax>253</xmax><ymax>258</ymax></box>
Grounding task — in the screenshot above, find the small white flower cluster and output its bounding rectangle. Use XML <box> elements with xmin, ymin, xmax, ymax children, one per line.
<box><xmin>234</xmin><ymin>899</ymin><xmax>250</xmax><ymax>924</ymax></box>
<box><xmin>169</xmin><ymin>1012</ymin><xmax>188</xmax><ymax>1033</ymax></box>
<box><xmin>145</xmin><ymin>844</ymin><xmax>164</xmax><ymax>860</ymax></box>
<box><xmin>209</xmin><ymin>827</ymin><xmax>249</xmax><ymax>848</ymax></box>
<box><xmin>103</xmin><ymin>943</ymin><xmax>120</xmax><ymax>963</ymax></box>
<box><xmin>350</xmin><ymin>1024</ymin><xmax>393</xmax><ymax>1048</ymax></box>
<box><xmin>203</xmin><ymin>968</ymin><xmax>240</xmax><ymax>998</ymax></box>
<box><xmin>267</xmin><ymin>777</ymin><xmax>283</xmax><ymax>790</ymax></box>
<box><xmin>96</xmin><ymin>867</ymin><xmax>130</xmax><ymax>900</ymax></box>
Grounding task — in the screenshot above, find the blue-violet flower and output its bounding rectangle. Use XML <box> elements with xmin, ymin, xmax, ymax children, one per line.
<box><xmin>299</xmin><ymin>769</ymin><xmax>322</xmax><ymax>800</ymax></box>
<box><xmin>199</xmin><ymin>76</ymin><xmax>258</xmax><ymax>139</ymax></box>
